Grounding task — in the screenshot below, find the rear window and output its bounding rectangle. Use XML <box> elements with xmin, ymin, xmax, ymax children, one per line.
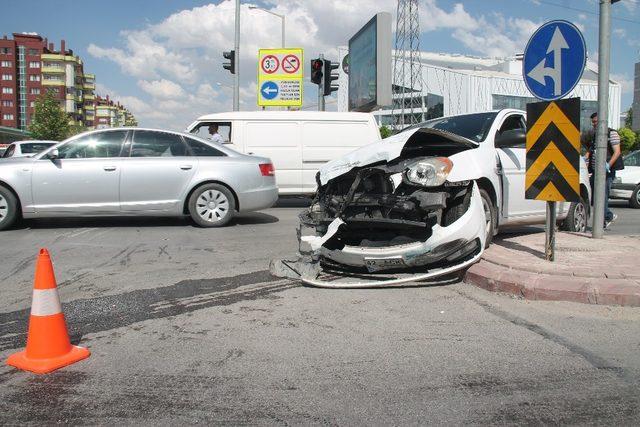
<box><xmin>20</xmin><ymin>143</ymin><xmax>55</xmax><ymax>154</ymax></box>
<box><xmin>184</xmin><ymin>137</ymin><xmax>225</xmax><ymax>157</ymax></box>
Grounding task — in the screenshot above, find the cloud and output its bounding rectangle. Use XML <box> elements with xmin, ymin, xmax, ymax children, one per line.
<box><xmin>138</xmin><ymin>79</ymin><xmax>185</xmax><ymax>99</ymax></box>
<box><xmin>621</xmin><ymin>0</ymin><xmax>638</xmax><ymax>13</ymax></box>
<box><xmin>613</xmin><ymin>28</ymin><xmax>626</xmax><ymax>38</ymax></box>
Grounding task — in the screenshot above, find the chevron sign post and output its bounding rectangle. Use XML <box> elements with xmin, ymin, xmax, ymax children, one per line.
<box><xmin>523</xmin><ymin>20</ymin><xmax>585</xmax><ymax>261</ymax></box>
<box><xmin>525</xmin><ymin>98</ymin><xmax>581</xmax><ymax>203</ymax></box>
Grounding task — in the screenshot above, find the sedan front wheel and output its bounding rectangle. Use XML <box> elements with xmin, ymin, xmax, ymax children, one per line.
<box><xmin>0</xmin><ymin>185</ymin><xmax>19</xmax><ymax>231</ymax></box>
<box><xmin>188</xmin><ymin>183</ymin><xmax>235</xmax><ymax>227</ymax></box>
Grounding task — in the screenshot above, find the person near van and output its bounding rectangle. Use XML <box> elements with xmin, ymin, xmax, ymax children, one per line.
<box><xmin>585</xmin><ymin>112</ymin><xmax>623</xmax><ymax>228</ymax></box>
<box><xmin>208</xmin><ymin>124</ymin><xmax>223</xmax><ymax>144</ymax></box>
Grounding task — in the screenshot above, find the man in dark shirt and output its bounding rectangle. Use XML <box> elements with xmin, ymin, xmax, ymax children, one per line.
<box><xmin>585</xmin><ymin>112</ymin><xmax>622</xmax><ymax>229</ymax></box>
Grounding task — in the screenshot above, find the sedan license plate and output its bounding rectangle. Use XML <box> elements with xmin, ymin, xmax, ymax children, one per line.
<box><xmin>364</xmin><ymin>257</ymin><xmax>405</xmax><ymax>272</ymax></box>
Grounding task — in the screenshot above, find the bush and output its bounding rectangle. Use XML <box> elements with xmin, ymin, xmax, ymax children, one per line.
<box><xmin>379</xmin><ymin>125</ymin><xmax>392</xmax><ymax>139</ymax></box>
<box><xmin>618</xmin><ymin>127</ymin><xmax>637</xmax><ymax>154</ymax></box>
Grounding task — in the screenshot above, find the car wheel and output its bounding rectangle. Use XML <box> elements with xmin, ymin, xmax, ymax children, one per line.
<box><xmin>188</xmin><ymin>183</ymin><xmax>235</xmax><ymax>227</ymax></box>
<box><xmin>479</xmin><ymin>188</ymin><xmax>495</xmax><ymax>249</ymax></box>
<box><xmin>0</xmin><ymin>185</ymin><xmax>19</xmax><ymax>231</ymax></box>
<box><xmin>630</xmin><ymin>184</ymin><xmax>640</xmax><ymax>209</ymax></box>
<box><xmin>561</xmin><ymin>199</ymin><xmax>588</xmax><ymax>232</ymax></box>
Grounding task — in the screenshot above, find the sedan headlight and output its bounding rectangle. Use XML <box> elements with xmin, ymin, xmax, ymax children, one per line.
<box><xmin>404</xmin><ymin>157</ymin><xmax>453</xmax><ymax>187</ymax></box>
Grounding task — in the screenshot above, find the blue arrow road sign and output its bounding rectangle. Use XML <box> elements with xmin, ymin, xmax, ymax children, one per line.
<box><xmin>260</xmin><ymin>81</ymin><xmax>279</xmax><ymax>100</ymax></box>
<box><xmin>523</xmin><ymin>20</ymin><xmax>586</xmax><ymax>101</ymax></box>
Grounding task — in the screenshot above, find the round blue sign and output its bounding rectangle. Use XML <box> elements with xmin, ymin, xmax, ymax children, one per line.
<box><xmin>523</xmin><ymin>20</ymin><xmax>586</xmax><ymax>101</ymax></box>
<box><xmin>260</xmin><ymin>81</ymin><xmax>279</xmax><ymax>100</ymax></box>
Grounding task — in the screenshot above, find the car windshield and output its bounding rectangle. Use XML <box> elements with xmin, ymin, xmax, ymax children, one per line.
<box><xmin>404</xmin><ymin>112</ymin><xmax>499</xmax><ymax>143</ymax></box>
<box><xmin>20</xmin><ymin>143</ymin><xmax>55</xmax><ymax>154</ymax></box>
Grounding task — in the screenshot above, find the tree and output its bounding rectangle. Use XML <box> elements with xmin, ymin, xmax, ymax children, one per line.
<box><xmin>124</xmin><ymin>114</ymin><xmax>138</xmax><ymax>127</ymax></box>
<box><xmin>618</xmin><ymin>127</ymin><xmax>637</xmax><ymax>154</ymax></box>
<box><xmin>28</xmin><ymin>90</ymin><xmax>70</xmax><ymax>141</ymax></box>
<box><xmin>379</xmin><ymin>125</ymin><xmax>392</xmax><ymax>139</ymax></box>
<box><xmin>624</xmin><ymin>107</ymin><xmax>632</xmax><ymax>129</ymax></box>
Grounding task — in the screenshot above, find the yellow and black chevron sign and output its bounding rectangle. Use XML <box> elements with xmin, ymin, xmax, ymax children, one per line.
<box><xmin>525</xmin><ymin>97</ymin><xmax>581</xmax><ymax>202</ymax></box>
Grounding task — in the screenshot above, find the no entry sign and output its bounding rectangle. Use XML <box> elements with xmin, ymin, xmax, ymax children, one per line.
<box><xmin>257</xmin><ymin>48</ymin><xmax>304</xmax><ymax>107</ymax></box>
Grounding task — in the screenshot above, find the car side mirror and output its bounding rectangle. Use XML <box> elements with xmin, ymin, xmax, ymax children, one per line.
<box><xmin>47</xmin><ymin>148</ymin><xmax>60</xmax><ymax>160</ymax></box>
<box><xmin>495</xmin><ymin>129</ymin><xmax>526</xmax><ymax>149</ymax></box>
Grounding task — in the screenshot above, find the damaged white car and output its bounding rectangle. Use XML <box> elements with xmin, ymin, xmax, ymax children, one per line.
<box><xmin>271</xmin><ymin>109</ymin><xmax>591</xmax><ymax>288</ymax></box>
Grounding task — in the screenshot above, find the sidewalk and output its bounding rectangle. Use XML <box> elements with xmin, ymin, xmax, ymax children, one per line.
<box><xmin>464</xmin><ymin>229</ymin><xmax>640</xmax><ymax>306</ymax></box>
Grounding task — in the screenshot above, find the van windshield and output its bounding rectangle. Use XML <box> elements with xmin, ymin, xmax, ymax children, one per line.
<box><xmin>404</xmin><ymin>112</ymin><xmax>498</xmax><ymax>143</ymax></box>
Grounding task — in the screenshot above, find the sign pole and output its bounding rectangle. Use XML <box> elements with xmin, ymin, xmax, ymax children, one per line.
<box><xmin>318</xmin><ymin>53</ymin><xmax>325</xmax><ymax>111</ymax></box>
<box><xmin>545</xmin><ymin>201</ymin><xmax>556</xmax><ymax>261</ymax></box>
<box><xmin>233</xmin><ymin>0</ymin><xmax>240</xmax><ymax>111</ymax></box>
<box><xmin>593</xmin><ymin>0</ymin><xmax>612</xmax><ymax>239</ymax></box>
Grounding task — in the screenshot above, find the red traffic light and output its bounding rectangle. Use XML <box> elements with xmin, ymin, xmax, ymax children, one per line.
<box><xmin>311</xmin><ymin>59</ymin><xmax>323</xmax><ymax>70</ymax></box>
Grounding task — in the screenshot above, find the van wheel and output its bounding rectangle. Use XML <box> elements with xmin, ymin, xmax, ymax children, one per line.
<box><xmin>0</xmin><ymin>185</ymin><xmax>19</xmax><ymax>231</ymax></box>
<box><xmin>479</xmin><ymin>188</ymin><xmax>495</xmax><ymax>248</ymax></box>
<box><xmin>188</xmin><ymin>184</ymin><xmax>235</xmax><ymax>227</ymax></box>
<box><xmin>561</xmin><ymin>199</ymin><xmax>588</xmax><ymax>232</ymax></box>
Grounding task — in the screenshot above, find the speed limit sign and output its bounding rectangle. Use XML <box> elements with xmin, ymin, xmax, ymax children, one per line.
<box><xmin>261</xmin><ymin>55</ymin><xmax>279</xmax><ymax>74</ymax></box>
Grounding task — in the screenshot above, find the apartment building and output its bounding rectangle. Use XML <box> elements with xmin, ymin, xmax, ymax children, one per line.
<box><xmin>94</xmin><ymin>95</ymin><xmax>136</xmax><ymax>129</ymax></box>
<box><xmin>0</xmin><ymin>33</ymin><xmax>98</xmax><ymax>130</ymax></box>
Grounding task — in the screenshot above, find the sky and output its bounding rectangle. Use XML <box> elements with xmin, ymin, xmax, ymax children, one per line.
<box><xmin>1</xmin><ymin>0</ymin><xmax>639</xmax><ymax>130</ymax></box>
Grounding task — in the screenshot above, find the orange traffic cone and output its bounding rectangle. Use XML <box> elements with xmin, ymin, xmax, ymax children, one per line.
<box><xmin>6</xmin><ymin>248</ymin><xmax>90</xmax><ymax>374</ymax></box>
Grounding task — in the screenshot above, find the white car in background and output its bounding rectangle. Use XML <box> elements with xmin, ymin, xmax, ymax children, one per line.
<box><xmin>2</xmin><ymin>140</ymin><xmax>57</xmax><ymax>158</ymax></box>
<box><xmin>611</xmin><ymin>150</ymin><xmax>640</xmax><ymax>209</ymax></box>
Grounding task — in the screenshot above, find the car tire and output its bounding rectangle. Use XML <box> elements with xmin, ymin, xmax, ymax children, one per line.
<box><xmin>479</xmin><ymin>188</ymin><xmax>495</xmax><ymax>249</ymax></box>
<box><xmin>561</xmin><ymin>198</ymin><xmax>588</xmax><ymax>232</ymax></box>
<box><xmin>0</xmin><ymin>185</ymin><xmax>19</xmax><ymax>231</ymax></box>
<box><xmin>630</xmin><ymin>184</ymin><xmax>640</xmax><ymax>209</ymax></box>
<box><xmin>188</xmin><ymin>183</ymin><xmax>235</xmax><ymax>227</ymax></box>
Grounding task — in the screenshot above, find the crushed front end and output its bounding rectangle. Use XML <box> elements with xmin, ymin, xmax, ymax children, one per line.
<box><xmin>271</xmin><ymin>153</ymin><xmax>486</xmax><ymax>288</ymax></box>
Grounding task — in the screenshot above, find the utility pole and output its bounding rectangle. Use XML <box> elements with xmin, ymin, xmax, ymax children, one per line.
<box><xmin>317</xmin><ymin>54</ymin><xmax>325</xmax><ymax>111</ymax></box>
<box><xmin>233</xmin><ymin>0</ymin><xmax>240</xmax><ymax>111</ymax></box>
<box><xmin>593</xmin><ymin>0</ymin><xmax>613</xmax><ymax>238</ymax></box>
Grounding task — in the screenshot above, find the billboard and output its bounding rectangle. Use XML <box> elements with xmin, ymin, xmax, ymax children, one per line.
<box><xmin>348</xmin><ymin>12</ymin><xmax>392</xmax><ymax>112</ymax></box>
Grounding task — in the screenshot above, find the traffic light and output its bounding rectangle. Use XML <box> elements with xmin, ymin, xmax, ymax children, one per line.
<box><xmin>323</xmin><ymin>60</ymin><xmax>339</xmax><ymax>96</ymax></box>
<box><xmin>223</xmin><ymin>50</ymin><xmax>235</xmax><ymax>74</ymax></box>
<box><xmin>310</xmin><ymin>58</ymin><xmax>323</xmax><ymax>85</ymax></box>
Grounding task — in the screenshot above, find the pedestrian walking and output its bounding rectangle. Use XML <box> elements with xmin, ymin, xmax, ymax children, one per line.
<box><xmin>585</xmin><ymin>112</ymin><xmax>624</xmax><ymax>229</ymax></box>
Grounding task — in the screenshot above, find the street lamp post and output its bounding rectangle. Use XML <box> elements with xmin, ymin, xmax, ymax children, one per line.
<box><xmin>248</xmin><ymin>6</ymin><xmax>285</xmax><ymax>48</ymax></box>
<box><xmin>233</xmin><ymin>0</ymin><xmax>240</xmax><ymax>111</ymax></box>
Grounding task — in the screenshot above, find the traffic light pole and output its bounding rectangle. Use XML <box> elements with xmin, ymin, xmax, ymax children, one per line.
<box><xmin>593</xmin><ymin>0</ymin><xmax>612</xmax><ymax>238</ymax></box>
<box><xmin>317</xmin><ymin>54</ymin><xmax>325</xmax><ymax>111</ymax></box>
<box><xmin>233</xmin><ymin>0</ymin><xmax>240</xmax><ymax>111</ymax></box>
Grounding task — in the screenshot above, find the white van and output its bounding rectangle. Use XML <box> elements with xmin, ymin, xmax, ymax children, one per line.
<box><xmin>186</xmin><ymin>111</ymin><xmax>380</xmax><ymax>194</ymax></box>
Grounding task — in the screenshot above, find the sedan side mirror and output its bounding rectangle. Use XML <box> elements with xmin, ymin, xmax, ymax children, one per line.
<box><xmin>495</xmin><ymin>129</ymin><xmax>526</xmax><ymax>149</ymax></box>
<box><xmin>47</xmin><ymin>148</ymin><xmax>60</xmax><ymax>160</ymax></box>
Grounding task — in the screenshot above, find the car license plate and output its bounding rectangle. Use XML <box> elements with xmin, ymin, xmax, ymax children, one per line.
<box><xmin>364</xmin><ymin>257</ymin><xmax>405</xmax><ymax>272</ymax></box>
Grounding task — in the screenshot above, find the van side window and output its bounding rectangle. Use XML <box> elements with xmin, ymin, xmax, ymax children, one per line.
<box><xmin>498</xmin><ymin>115</ymin><xmax>525</xmax><ymax>135</ymax></box>
<box><xmin>190</xmin><ymin>122</ymin><xmax>232</xmax><ymax>144</ymax></box>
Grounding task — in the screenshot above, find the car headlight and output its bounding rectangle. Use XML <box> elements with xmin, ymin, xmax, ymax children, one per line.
<box><xmin>403</xmin><ymin>157</ymin><xmax>453</xmax><ymax>187</ymax></box>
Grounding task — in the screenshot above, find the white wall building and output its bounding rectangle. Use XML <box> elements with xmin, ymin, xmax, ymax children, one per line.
<box><xmin>337</xmin><ymin>49</ymin><xmax>621</xmax><ymax>131</ymax></box>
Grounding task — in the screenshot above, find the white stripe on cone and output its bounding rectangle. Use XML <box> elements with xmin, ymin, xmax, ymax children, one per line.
<box><xmin>31</xmin><ymin>289</ymin><xmax>62</xmax><ymax>316</ymax></box>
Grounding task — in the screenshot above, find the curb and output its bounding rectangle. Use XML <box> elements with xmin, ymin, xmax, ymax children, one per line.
<box><xmin>464</xmin><ymin>260</ymin><xmax>640</xmax><ymax>307</ymax></box>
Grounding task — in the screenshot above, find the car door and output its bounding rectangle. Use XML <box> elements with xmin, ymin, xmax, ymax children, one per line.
<box><xmin>495</xmin><ymin>114</ymin><xmax>548</xmax><ymax>219</ymax></box>
<box><xmin>31</xmin><ymin>130</ymin><xmax>127</xmax><ymax>214</ymax></box>
<box><xmin>119</xmin><ymin>130</ymin><xmax>197</xmax><ymax>212</ymax></box>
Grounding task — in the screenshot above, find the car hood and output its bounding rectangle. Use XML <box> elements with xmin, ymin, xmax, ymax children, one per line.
<box><xmin>318</xmin><ymin>127</ymin><xmax>478</xmax><ymax>185</ymax></box>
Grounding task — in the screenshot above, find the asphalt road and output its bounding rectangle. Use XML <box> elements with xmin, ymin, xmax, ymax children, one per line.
<box><xmin>0</xmin><ymin>202</ymin><xmax>639</xmax><ymax>424</ymax></box>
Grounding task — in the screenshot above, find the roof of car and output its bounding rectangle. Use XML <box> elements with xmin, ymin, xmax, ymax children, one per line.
<box><xmin>192</xmin><ymin>111</ymin><xmax>376</xmax><ymax>122</ymax></box>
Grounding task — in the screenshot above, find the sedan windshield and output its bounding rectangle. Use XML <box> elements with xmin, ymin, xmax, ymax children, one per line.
<box><xmin>405</xmin><ymin>112</ymin><xmax>498</xmax><ymax>143</ymax></box>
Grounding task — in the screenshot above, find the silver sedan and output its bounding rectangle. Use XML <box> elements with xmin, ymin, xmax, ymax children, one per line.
<box><xmin>0</xmin><ymin>128</ymin><xmax>278</xmax><ymax>230</ymax></box>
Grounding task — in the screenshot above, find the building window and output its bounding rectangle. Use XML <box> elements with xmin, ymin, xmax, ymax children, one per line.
<box><xmin>2</xmin><ymin>87</ymin><xmax>13</xmax><ymax>94</ymax></box>
<box><xmin>29</xmin><ymin>74</ymin><xmax>40</xmax><ymax>81</ymax></box>
<box><xmin>1</xmin><ymin>74</ymin><xmax>11</xmax><ymax>80</ymax></box>
<box><xmin>43</xmin><ymin>75</ymin><xmax>62</xmax><ymax>81</ymax></box>
<box><xmin>0</xmin><ymin>60</ymin><xmax>11</xmax><ymax>67</ymax></box>
<box><xmin>28</xmin><ymin>48</ymin><xmax>39</xmax><ymax>56</ymax></box>
<box><xmin>0</xmin><ymin>47</ymin><xmax>11</xmax><ymax>55</ymax></box>
<box><xmin>30</xmin><ymin>88</ymin><xmax>40</xmax><ymax>95</ymax></box>
<box><xmin>1</xmin><ymin>100</ymin><xmax>13</xmax><ymax>107</ymax></box>
<box><xmin>28</xmin><ymin>61</ymin><xmax>40</xmax><ymax>68</ymax></box>
<box><xmin>2</xmin><ymin>114</ymin><xmax>14</xmax><ymax>120</ymax></box>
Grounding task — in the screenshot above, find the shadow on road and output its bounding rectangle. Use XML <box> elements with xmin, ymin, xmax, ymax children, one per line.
<box><xmin>15</xmin><ymin>212</ymin><xmax>279</xmax><ymax>230</ymax></box>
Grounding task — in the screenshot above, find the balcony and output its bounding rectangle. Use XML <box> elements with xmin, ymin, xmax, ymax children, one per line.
<box><xmin>84</xmin><ymin>93</ymin><xmax>95</xmax><ymax>101</ymax></box>
<box><xmin>41</xmin><ymin>79</ymin><xmax>65</xmax><ymax>86</ymax></box>
<box><xmin>41</xmin><ymin>53</ymin><xmax>64</xmax><ymax>61</ymax></box>
<box><xmin>41</xmin><ymin>66</ymin><xmax>65</xmax><ymax>74</ymax></box>
<box><xmin>83</xmin><ymin>82</ymin><xmax>95</xmax><ymax>90</ymax></box>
